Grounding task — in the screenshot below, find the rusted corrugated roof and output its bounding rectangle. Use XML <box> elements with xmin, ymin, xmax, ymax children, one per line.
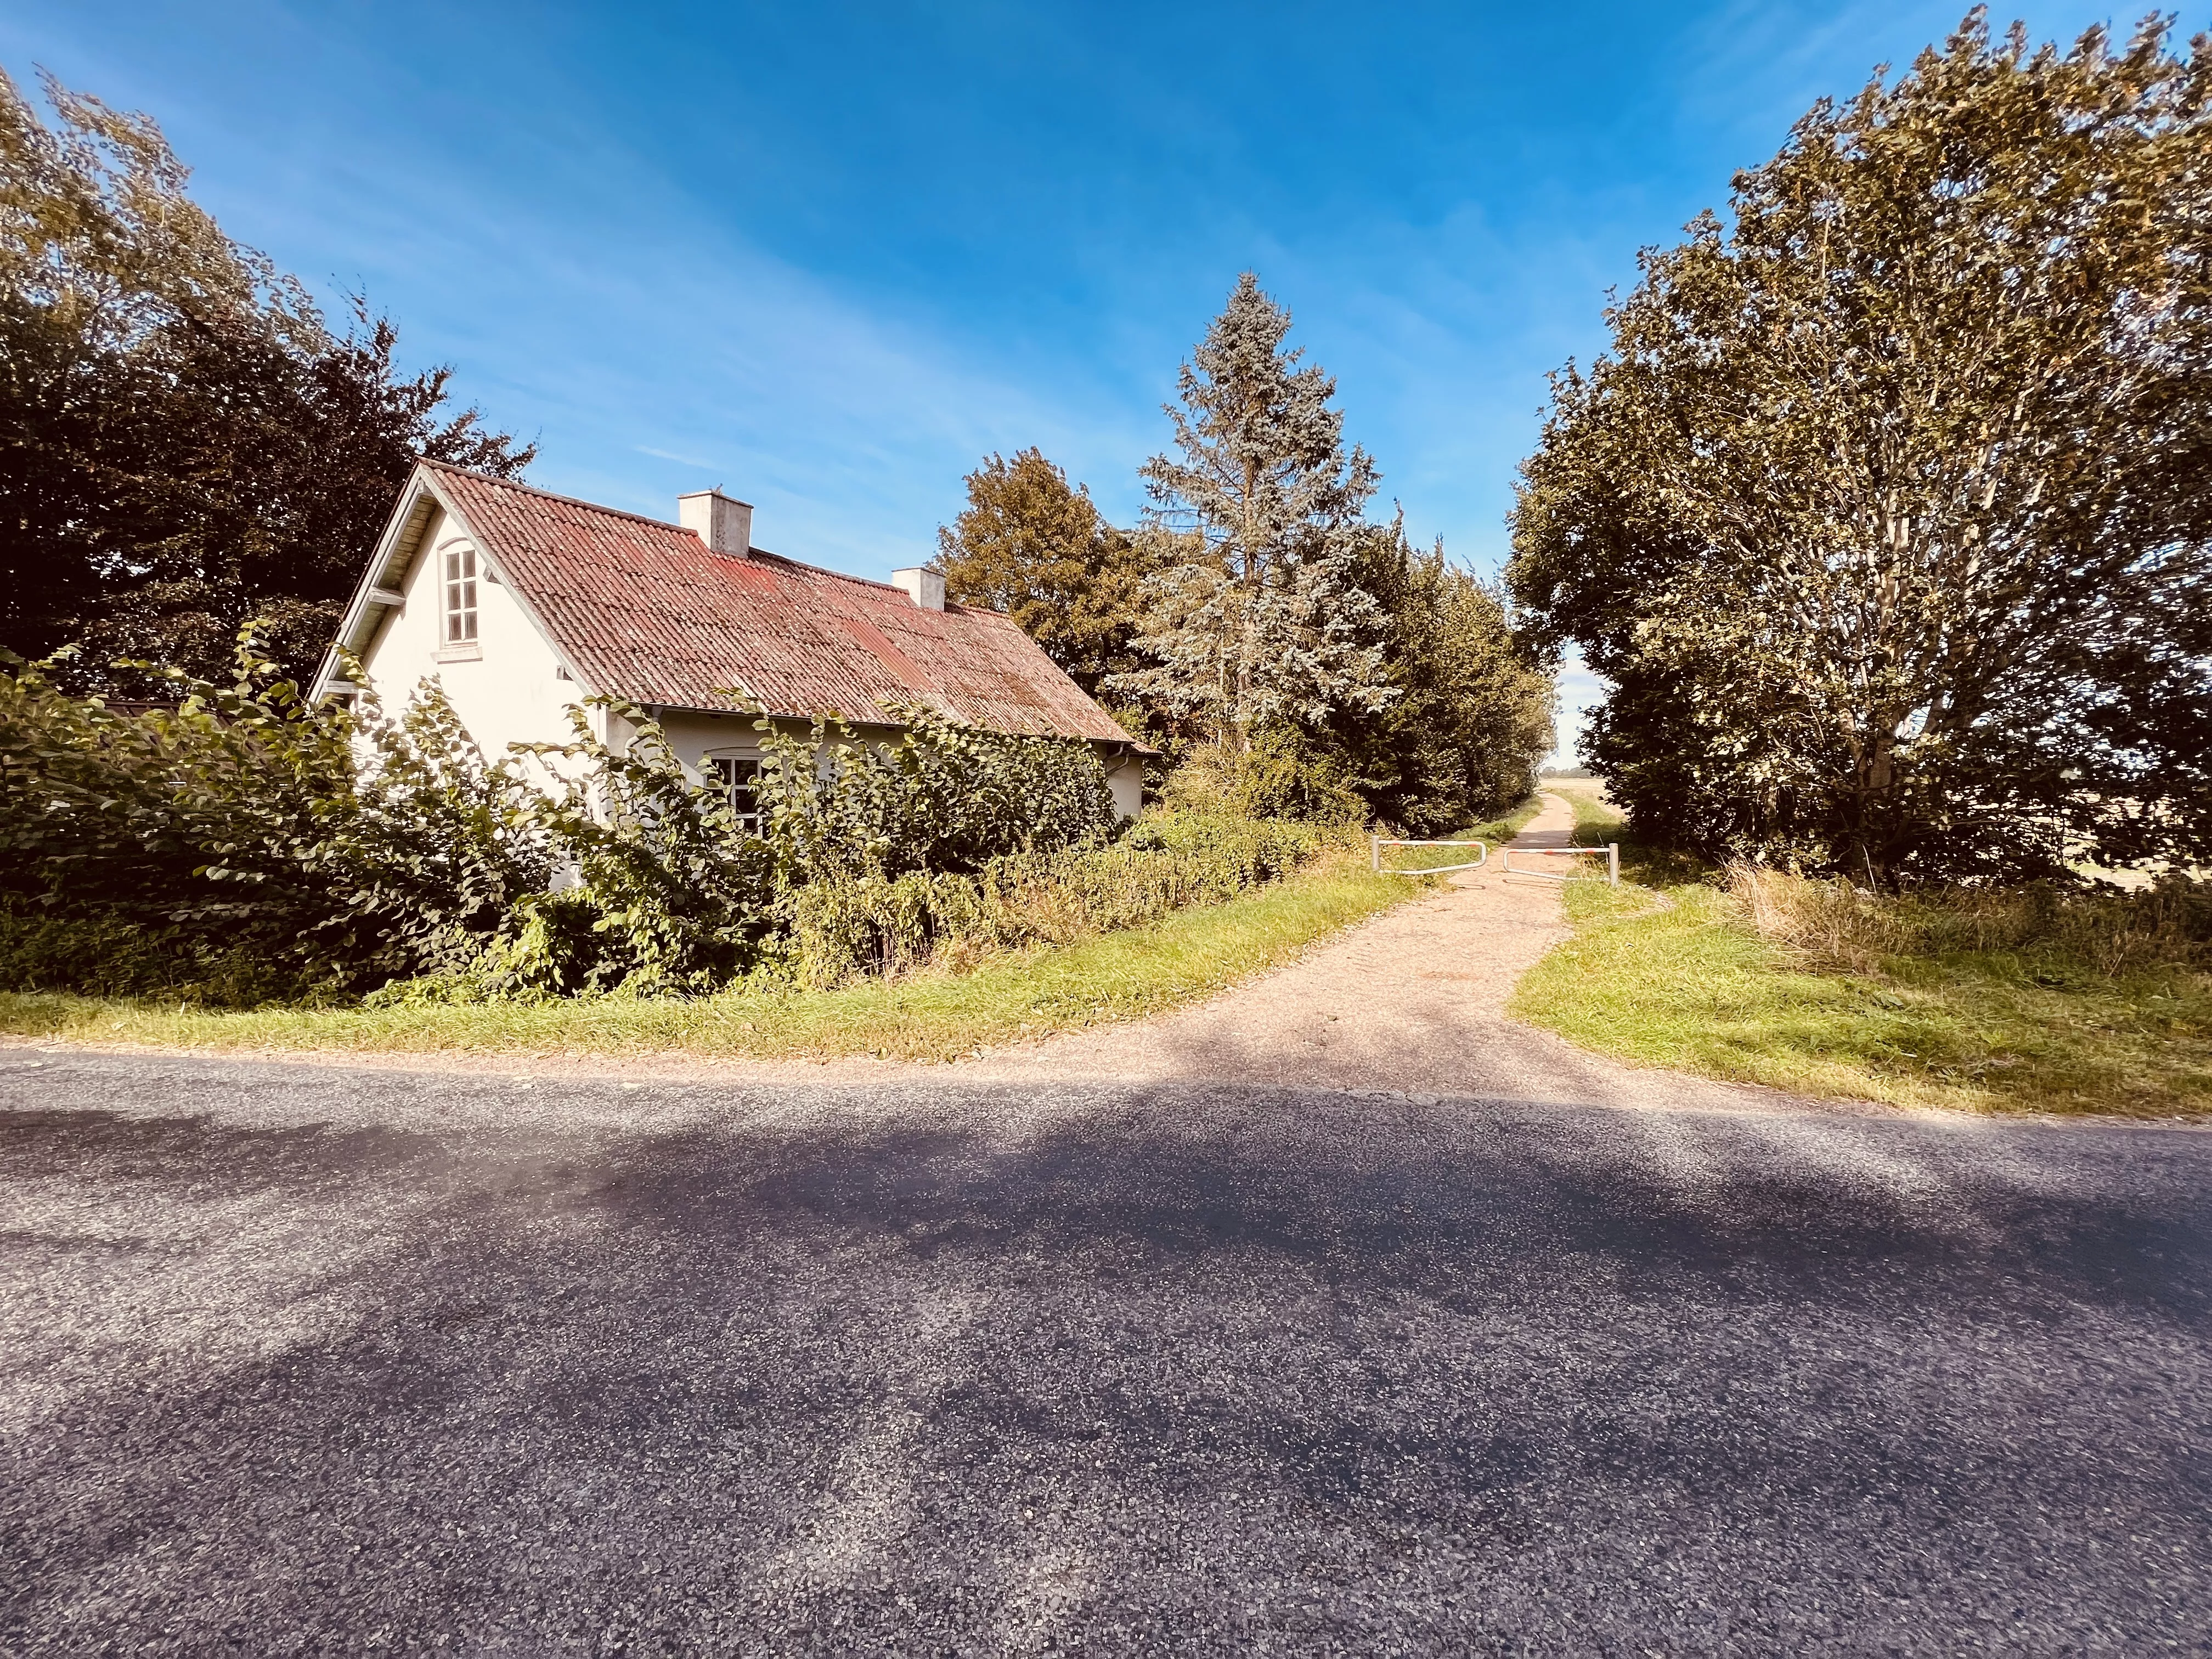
<box><xmin>419</xmin><ymin>462</ymin><xmax>1136</xmax><ymax>745</ymax></box>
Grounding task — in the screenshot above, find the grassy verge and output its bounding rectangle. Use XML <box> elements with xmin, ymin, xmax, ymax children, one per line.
<box><xmin>1511</xmin><ymin>861</ymin><xmax>2212</xmax><ymax>1119</ymax></box>
<box><xmin>0</xmin><ymin>856</ymin><xmax>1417</xmax><ymax>1064</ymax></box>
<box><xmin>1465</xmin><ymin>794</ymin><xmax>1548</xmax><ymax>845</ymax></box>
<box><xmin>1550</xmin><ymin>782</ymin><xmax>1626</xmax><ymax>845</ymax></box>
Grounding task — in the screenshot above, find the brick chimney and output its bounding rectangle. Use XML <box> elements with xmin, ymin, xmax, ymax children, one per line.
<box><xmin>678</xmin><ymin>489</ymin><xmax>754</xmax><ymax>557</ymax></box>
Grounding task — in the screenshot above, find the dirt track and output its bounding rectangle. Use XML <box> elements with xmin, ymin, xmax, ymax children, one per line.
<box><xmin>10</xmin><ymin>793</ymin><xmax>1824</xmax><ymax>1111</ymax></box>
<box><xmin>948</xmin><ymin>791</ymin><xmax>1793</xmax><ymax>1109</ymax></box>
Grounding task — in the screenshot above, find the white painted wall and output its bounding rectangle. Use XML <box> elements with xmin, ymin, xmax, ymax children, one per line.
<box><xmin>1106</xmin><ymin>755</ymin><xmax>1144</xmax><ymax>820</ymax></box>
<box><xmin>355</xmin><ymin>506</ymin><xmax>593</xmax><ymax>776</ymax></box>
<box><xmin>651</xmin><ymin>709</ymin><xmax>771</xmax><ymax>769</ymax></box>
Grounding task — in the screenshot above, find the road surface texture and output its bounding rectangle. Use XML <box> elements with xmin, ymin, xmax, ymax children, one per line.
<box><xmin>4</xmin><ymin>1047</ymin><xmax>2208</xmax><ymax>1654</ymax></box>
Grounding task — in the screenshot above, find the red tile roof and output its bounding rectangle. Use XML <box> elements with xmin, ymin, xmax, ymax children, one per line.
<box><xmin>419</xmin><ymin>462</ymin><xmax>1137</xmax><ymax>746</ymax></box>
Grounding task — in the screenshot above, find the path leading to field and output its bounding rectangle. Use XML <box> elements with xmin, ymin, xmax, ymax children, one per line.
<box><xmin>954</xmin><ymin>791</ymin><xmax>1774</xmax><ymax>1111</ymax></box>
<box><xmin>10</xmin><ymin>794</ymin><xmax>2210</xmax><ymax>1651</ymax></box>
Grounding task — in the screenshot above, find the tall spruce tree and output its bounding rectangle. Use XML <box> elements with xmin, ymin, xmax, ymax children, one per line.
<box><xmin>1114</xmin><ymin>275</ymin><xmax>1393</xmax><ymax>751</ymax></box>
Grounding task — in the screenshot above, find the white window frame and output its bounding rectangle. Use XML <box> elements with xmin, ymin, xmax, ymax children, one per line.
<box><xmin>443</xmin><ymin>544</ymin><xmax>479</xmax><ymax>644</ymax></box>
<box><xmin>706</xmin><ymin>755</ymin><xmax>764</xmax><ymax>832</ymax></box>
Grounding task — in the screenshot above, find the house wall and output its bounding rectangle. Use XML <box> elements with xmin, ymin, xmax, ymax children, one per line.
<box><xmin>649</xmin><ymin>709</ymin><xmax>776</xmax><ymax>772</ymax></box>
<box><xmin>352</xmin><ymin>504</ymin><xmax>1146</xmax><ymax>820</ymax></box>
<box><xmin>1105</xmin><ymin>753</ymin><xmax>1144</xmax><ymax>820</ymax></box>
<box><xmin>649</xmin><ymin>710</ymin><xmax>1144</xmax><ymax>821</ymax></box>
<box><xmin>357</xmin><ymin>505</ymin><xmax>596</xmax><ymax>776</ymax></box>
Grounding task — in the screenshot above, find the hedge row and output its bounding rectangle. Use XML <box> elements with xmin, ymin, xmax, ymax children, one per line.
<box><xmin>787</xmin><ymin>814</ymin><xmax>1331</xmax><ymax>988</ymax></box>
<box><xmin>2</xmin><ymin>640</ymin><xmax>1333</xmax><ymax>1005</ymax></box>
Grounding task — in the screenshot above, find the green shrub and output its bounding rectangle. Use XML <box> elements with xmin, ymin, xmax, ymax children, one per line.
<box><xmin>496</xmin><ymin>708</ymin><xmax>784</xmax><ymax>997</ymax></box>
<box><xmin>754</xmin><ymin>701</ymin><xmax>1120</xmax><ymax>877</ymax></box>
<box><xmin>789</xmin><ymin>810</ymin><xmax>1334</xmax><ymax>988</ymax></box>
<box><xmin>0</xmin><ymin>640</ymin><xmax>550</xmax><ymax>1000</ymax></box>
<box><xmin>3</xmin><ymin>640</ymin><xmax>1324</xmax><ymax>1006</ymax></box>
<box><xmin>1159</xmin><ymin>734</ymin><xmax>1367</xmax><ymax>825</ymax></box>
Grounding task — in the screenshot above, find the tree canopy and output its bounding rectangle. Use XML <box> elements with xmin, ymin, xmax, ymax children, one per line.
<box><xmin>941</xmin><ymin>278</ymin><xmax>1554</xmax><ymax>828</ymax></box>
<box><xmin>1114</xmin><ymin>274</ymin><xmax>1395</xmax><ymax>751</ymax></box>
<box><xmin>933</xmin><ymin>447</ymin><xmax>1152</xmax><ymax>701</ymax></box>
<box><xmin>1311</xmin><ymin>518</ymin><xmax>1553</xmax><ymax>835</ymax></box>
<box><xmin>0</xmin><ymin>70</ymin><xmax>532</xmax><ymax>691</ymax></box>
<box><xmin>1509</xmin><ymin>12</ymin><xmax>2212</xmax><ymax>883</ymax></box>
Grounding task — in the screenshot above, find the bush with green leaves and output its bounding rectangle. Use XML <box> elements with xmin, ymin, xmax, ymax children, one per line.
<box><xmin>788</xmin><ymin>811</ymin><xmax>1333</xmax><ymax>987</ymax></box>
<box><xmin>753</xmin><ymin>701</ymin><xmax>1119</xmax><ymax>878</ymax></box>
<box><xmin>1158</xmin><ymin>733</ymin><xmax>1368</xmax><ymax>826</ymax></box>
<box><xmin>0</xmin><ymin>640</ymin><xmax>546</xmax><ymax>1000</ymax></box>
<box><xmin>4</xmin><ymin>640</ymin><xmax>1273</xmax><ymax>1005</ymax></box>
<box><xmin>490</xmin><ymin>697</ymin><xmax>1135</xmax><ymax>994</ymax></box>
<box><xmin>453</xmin><ymin>706</ymin><xmax>784</xmax><ymax>1000</ymax></box>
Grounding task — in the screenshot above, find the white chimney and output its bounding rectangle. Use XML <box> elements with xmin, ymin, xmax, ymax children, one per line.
<box><xmin>890</xmin><ymin>567</ymin><xmax>946</xmax><ymax>611</ymax></box>
<box><xmin>678</xmin><ymin>489</ymin><xmax>754</xmax><ymax>557</ymax></box>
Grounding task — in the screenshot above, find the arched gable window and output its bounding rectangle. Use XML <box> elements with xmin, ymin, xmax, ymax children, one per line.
<box><xmin>442</xmin><ymin>543</ymin><xmax>478</xmax><ymax>644</ymax></box>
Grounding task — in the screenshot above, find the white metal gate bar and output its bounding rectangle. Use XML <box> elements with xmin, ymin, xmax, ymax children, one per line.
<box><xmin>1370</xmin><ymin>837</ymin><xmax>1490</xmax><ymax>876</ymax></box>
<box><xmin>1500</xmin><ymin>843</ymin><xmax>1620</xmax><ymax>886</ymax></box>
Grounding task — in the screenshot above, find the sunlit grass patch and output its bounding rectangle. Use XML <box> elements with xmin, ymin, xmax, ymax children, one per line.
<box><xmin>0</xmin><ymin>858</ymin><xmax>1418</xmax><ymax>1065</ymax></box>
<box><xmin>1511</xmin><ymin>874</ymin><xmax>2212</xmax><ymax>1118</ymax></box>
<box><xmin>1553</xmin><ymin>785</ymin><xmax>1627</xmax><ymax>845</ymax></box>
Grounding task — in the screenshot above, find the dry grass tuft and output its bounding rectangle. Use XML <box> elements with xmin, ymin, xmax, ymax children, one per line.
<box><xmin>1727</xmin><ymin>866</ymin><xmax>1899</xmax><ymax>974</ymax></box>
<box><xmin>1511</xmin><ymin>794</ymin><xmax>2211</xmax><ymax>1116</ymax></box>
<box><xmin>1728</xmin><ymin>863</ymin><xmax>2212</xmax><ymax>980</ymax></box>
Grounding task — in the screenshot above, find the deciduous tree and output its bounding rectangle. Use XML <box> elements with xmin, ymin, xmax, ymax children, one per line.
<box><xmin>0</xmin><ymin>70</ymin><xmax>532</xmax><ymax>692</ymax></box>
<box><xmin>1316</xmin><ymin>517</ymin><xmax>1554</xmax><ymax>834</ymax></box>
<box><xmin>1510</xmin><ymin>13</ymin><xmax>2212</xmax><ymax>883</ymax></box>
<box><xmin>933</xmin><ymin>448</ymin><xmax>1151</xmax><ymax>700</ymax></box>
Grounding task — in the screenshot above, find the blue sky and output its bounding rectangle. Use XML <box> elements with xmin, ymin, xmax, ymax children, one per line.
<box><xmin>1</xmin><ymin>0</ymin><xmax>2172</xmax><ymax>760</ymax></box>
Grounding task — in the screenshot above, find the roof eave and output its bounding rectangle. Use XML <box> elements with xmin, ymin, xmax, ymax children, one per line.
<box><xmin>314</xmin><ymin>462</ymin><xmax>601</xmax><ymax>706</ymax></box>
<box><xmin>312</xmin><ymin>467</ymin><xmax>440</xmax><ymax>701</ymax></box>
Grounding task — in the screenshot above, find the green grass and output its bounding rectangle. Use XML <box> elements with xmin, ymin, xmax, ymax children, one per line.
<box><xmin>0</xmin><ymin>857</ymin><xmax>1418</xmax><ymax>1064</ymax></box>
<box><xmin>1466</xmin><ymin>794</ymin><xmax>1548</xmax><ymax>844</ymax></box>
<box><xmin>1528</xmin><ymin>777</ymin><xmax>1630</xmax><ymax>848</ymax></box>
<box><xmin>1511</xmin><ymin>868</ymin><xmax>2212</xmax><ymax>1118</ymax></box>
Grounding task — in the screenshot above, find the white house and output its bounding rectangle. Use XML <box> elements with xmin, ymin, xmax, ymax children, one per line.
<box><xmin>312</xmin><ymin>461</ymin><xmax>1150</xmax><ymax>817</ymax></box>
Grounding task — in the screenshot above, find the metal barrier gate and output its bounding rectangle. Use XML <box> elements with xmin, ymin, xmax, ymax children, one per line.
<box><xmin>1372</xmin><ymin>837</ymin><xmax>1622</xmax><ymax>885</ymax></box>
<box><xmin>1501</xmin><ymin>842</ymin><xmax>1620</xmax><ymax>886</ymax></box>
<box><xmin>1370</xmin><ymin>837</ymin><xmax>1489</xmax><ymax>875</ymax></box>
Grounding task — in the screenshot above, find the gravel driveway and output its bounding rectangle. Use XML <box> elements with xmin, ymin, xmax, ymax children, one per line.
<box><xmin>4</xmin><ymin>1048</ymin><xmax>2208</xmax><ymax>1654</ymax></box>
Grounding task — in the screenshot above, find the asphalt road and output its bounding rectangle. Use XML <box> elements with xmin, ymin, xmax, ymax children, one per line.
<box><xmin>3</xmin><ymin>1050</ymin><xmax>2208</xmax><ymax>1655</ymax></box>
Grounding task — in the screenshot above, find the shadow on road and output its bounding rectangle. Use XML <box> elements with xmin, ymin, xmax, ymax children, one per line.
<box><xmin>4</xmin><ymin>1070</ymin><xmax>2209</xmax><ymax>1654</ymax></box>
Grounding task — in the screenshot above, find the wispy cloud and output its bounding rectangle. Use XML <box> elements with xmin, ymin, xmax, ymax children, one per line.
<box><xmin>634</xmin><ymin>445</ymin><xmax>720</xmax><ymax>469</ymax></box>
<box><xmin>8</xmin><ymin>0</ymin><xmax>2125</xmax><ymax>605</ymax></box>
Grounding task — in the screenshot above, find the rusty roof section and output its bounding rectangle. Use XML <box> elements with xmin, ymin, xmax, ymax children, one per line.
<box><xmin>419</xmin><ymin>462</ymin><xmax>1139</xmax><ymax>746</ymax></box>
